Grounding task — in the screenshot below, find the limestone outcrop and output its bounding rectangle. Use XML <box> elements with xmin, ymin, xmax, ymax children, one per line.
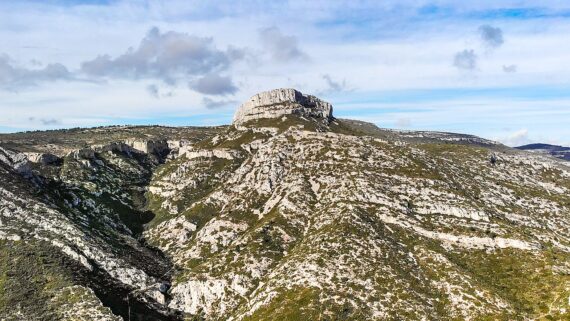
<box><xmin>0</xmin><ymin>146</ymin><xmax>31</xmax><ymax>176</ymax></box>
<box><xmin>67</xmin><ymin>148</ymin><xmax>96</xmax><ymax>160</ymax></box>
<box><xmin>124</xmin><ymin>139</ymin><xmax>170</xmax><ymax>155</ymax></box>
<box><xmin>232</xmin><ymin>88</ymin><xmax>333</xmax><ymax>125</ymax></box>
<box><xmin>179</xmin><ymin>147</ymin><xmax>240</xmax><ymax>160</ymax></box>
<box><xmin>23</xmin><ymin>152</ymin><xmax>61</xmax><ymax>165</ymax></box>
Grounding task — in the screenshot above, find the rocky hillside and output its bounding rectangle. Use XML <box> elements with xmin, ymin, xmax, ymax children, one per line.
<box><xmin>1</xmin><ymin>89</ymin><xmax>569</xmax><ymax>320</ymax></box>
<box><xmin>516</xmin><ymin>143</ymin><xmax>570</xmax><ymax>161</ymax></box>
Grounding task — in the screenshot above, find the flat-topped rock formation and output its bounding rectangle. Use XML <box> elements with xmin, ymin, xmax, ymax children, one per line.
<box><xmin>233</xmin><ymin>88</ymin><xmax>333</xmax><ymax>125</ymax></box>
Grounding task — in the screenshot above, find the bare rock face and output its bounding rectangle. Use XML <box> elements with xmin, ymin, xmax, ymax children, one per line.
<box><xmin>125</xmin><ymin>139</ymin><xmax>170</xmax><ymax>155</ymax></box>
<box><xmin>23</xmin><ymin>152</ymin><xmax>61</xmax><ymax>165</ymax></box>
<box><xmin>233</xmin><ymin>88</ymin><xmax>333</xmax><ymax>125</ymax></box>
<box><xmin>67</xmin><ymin>148</ymin><xmax>96</xmax><ymax>160</ymax></box>
<box><xmin>0</xmin><ymin>146</ymin><xmax>32</xmax><ymax>176</ymax></box>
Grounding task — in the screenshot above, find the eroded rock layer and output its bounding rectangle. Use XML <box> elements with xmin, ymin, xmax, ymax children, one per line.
<box><xmin>233</xmin><ymin>88</ymin><xmax>333</xmax><ymax>125</ymax></box>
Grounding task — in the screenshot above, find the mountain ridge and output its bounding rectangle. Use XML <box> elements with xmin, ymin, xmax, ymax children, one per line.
<box><xmin>0</xmin><ymin>89</ymin><xmax>569</xmax><ymax>320</ymax></box>
<box><xmin>516</xmin><ymin>143</ymin><xmax>570</xmax><ymax>161</ymax></box>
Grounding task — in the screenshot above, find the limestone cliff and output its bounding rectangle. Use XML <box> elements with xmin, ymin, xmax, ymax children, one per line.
<box><xmin>233</xmin><ymin>88</ymin><xmax>333</xmax><ymax>125</ymax></box>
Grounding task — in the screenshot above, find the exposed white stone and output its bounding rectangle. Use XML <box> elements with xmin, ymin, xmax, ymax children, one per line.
<box><xmin>145</xmin><ymin>216</ymin><xmax>197</xmax><ymax>250</ymax></box>
<box><xmin>68</xmin><ymin>148</ymin><xmax>95</xmax><ymax>160</ymax></box>
<box><xmin>416</xmin><ymin>203</ymin><xmax>490</xmax><ymax>221</ymax></box>
<box><xmin>0</xmin><ymin>187</ymin><xmax>154</xmax><ymax>289</ymax></box>
<box><xmin>0</xmin><ymin>146</ymin><xmax>32</xmax><ymax>176</ymax></box>
<box><xmin>124</xmin><ymin>139</ymin><xmax>170</xmax><ymax>155</ymax></box>
<box><xmin>169</xmin><ymin>278</ymin><xmax>229</xmax><ymax>316</ymax></box>
<box><xmin>0</xmin><ymin>231</ymin><xmax>21</xmax><ymax>241</ymax></box>
<box><xmin>233</xmin><ymin>88</ymin><xmax>333</xmax><ymax>125</ymax></box>
<box><xmin>3</xmin><ymin>94</ymin><xmax>570</xmax><ymax>320</ymax></box>
<box><xmin>167</xmin><ymin>140</ymin><xmax>191</xmax><ymax>149</ymax></box>
<box><xmin>180</xmin><ymin>147</ymin><xmax>240</xmax><ymax>160</ymax></box>
<box><xmin>23</xmin><ymin>152</ymin><xmax>61</xmax><ymax>165</ymax></box>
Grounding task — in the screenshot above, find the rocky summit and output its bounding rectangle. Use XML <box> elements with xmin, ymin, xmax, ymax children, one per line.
<box><xmin>233</xmin><ymin>88</ymin><xmax>333</xmax><ymax>125</ymax></box>
<box><xmin>0</xmin><ymin>89</ymin><xmax>569</xmax><ymax>321</ymax></box>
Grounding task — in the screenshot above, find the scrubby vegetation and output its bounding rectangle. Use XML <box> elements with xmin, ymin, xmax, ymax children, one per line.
<box><xmin>0</xmin><ymin>117</ymin><xmax>568</xmax><ymax>320</ymax></box>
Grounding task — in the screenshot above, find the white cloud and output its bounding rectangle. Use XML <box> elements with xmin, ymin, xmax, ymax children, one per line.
<box><xmin>189</xmin><ymin>73</ymin><xmax>238</xmax><ymax>96</ymax></box>
<box><xmin>0</xmin><ymin>0</ymin><xmax>569</xmax><ymax>146</ymax></box>
<box><xmin>202</xmin><ymin>97</ymin><xmax>239</xmax><ymax>109</ymax></box>
<box><xmin>496</xmin><ymin>128</ymin><xmax>530</xmax><ymax>146</ymax></box>
<box><xmin>259</xmin><ymin>27</ymin><xmax>308</xmax><ymax>62</ymax></box>
<box><xmin>0</xmin><ymin>54</ymin><xmax>72</xmax><ymax>91</ymax></box>
<box><xmin>80</xmin><ymin>27</ymin><xmax>240</xmax><ymax>86</ymax></box>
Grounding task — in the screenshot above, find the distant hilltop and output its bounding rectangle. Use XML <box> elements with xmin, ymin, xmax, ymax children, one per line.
<box><xmin>232</xmin><ymin>88</ymin><xmax>333</xmax><ymax>125</ymax></box>
<box><xmin>516</xmin><ymin>143</ymin><xmax>570</xmax><ymax>161</ymax></box>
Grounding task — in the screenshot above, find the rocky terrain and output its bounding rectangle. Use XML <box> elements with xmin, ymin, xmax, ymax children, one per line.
<box><xmin>0</xmin><ymin>89</ymin><xmax>569</xmax><ymax>320</ymax></box>
<box><xmin>232</xmin><ymin>88</ymin><xmax>333</xmax><ymax>125</ymax></box>
<box><xmin>516</xmin><ymin>143</ymin><xmax>570</xmax><ymax>161</ymax></box>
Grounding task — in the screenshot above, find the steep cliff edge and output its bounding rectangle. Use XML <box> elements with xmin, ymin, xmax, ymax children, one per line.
<box><xmin>233</xmin><ymin>88</ymin><xmax>333</xmax><ymax>125</ymax></box>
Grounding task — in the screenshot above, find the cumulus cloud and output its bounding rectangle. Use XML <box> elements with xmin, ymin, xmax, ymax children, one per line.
<box><xmin>1</xmin><ymin>27</ymin><xmax>247</xmax><ymax>96</ymax></box>
<box><xmin>0</xmin><ymin>54</ymin><xmax>72</xmax><ymax>90</ymax></box>
<box><xmin>453</xmin><ymin>49</ymin><xmax>477</xmax><ymax>70</ymax></box>
<box><xmin>81</xmin><ymin>27</ymin><xmax>240</xmax><ymax>85</ymax></box>
<box><xmin>452</xmin><ymin>26</ymin><xmax>504</xmax><ymax>73</ymax></box>
<box><xmin>202</xmin><ymin>97</ymin><xmax>239</xmax><ymax>109</ymax></box>
<box><xmin>259</xmin><ymin>27</ymin><xmax>308</xmax><ymax>62</ymax></box>
<box><xmin>499</xmin><ymin>128</ymin><xmax>530</xmax><ymax>146</ymax></box>
<box><xmin>189</xmin><ymin>73</ymin><xmax>237</xmax><ymax>96</ymax></box>
<box><xmin>478</xmin><ymin>25</ymin><xmax>504</xmax><ymax>49</ymax></box>
<box><xmin>502</xmin><ymin>64</ymin><xmax>517</xmax><ymax>73</ymax></box>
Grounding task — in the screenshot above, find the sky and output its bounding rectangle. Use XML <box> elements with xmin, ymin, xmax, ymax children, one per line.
<box><xmin>1</xmin><ymin>0</ymin><xmax>569</xmax><ymax>146</ymax></box>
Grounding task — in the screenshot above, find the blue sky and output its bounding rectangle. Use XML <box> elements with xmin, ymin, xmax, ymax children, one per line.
<box><xmin>0</xmin><ymin>0</ymin><xmax>569</xmax><ymax>146</ymax></box>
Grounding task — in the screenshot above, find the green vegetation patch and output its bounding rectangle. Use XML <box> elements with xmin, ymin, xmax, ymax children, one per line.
<box><xmin>447</xmin><ymin>247</ymin><xmax>570</xmax><ymax>319</ymax></box>
<box><xmin>241</xmin><ymin>287</ymin><xmax>322</xmax><ymax>321</ymax></box>
<box><xmin>0</xmin><ymin>240</ymin><xmax>75</xmax><ymax>319</ymax></box>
